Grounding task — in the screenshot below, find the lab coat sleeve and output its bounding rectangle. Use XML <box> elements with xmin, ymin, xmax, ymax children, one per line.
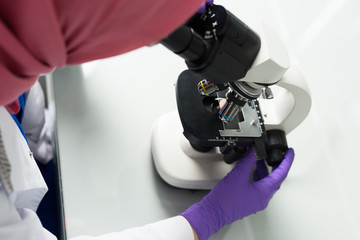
<box><xmin>1</xmin><ymin>182</ymin><xmax>193</xmax><ymax>240</ymax></box>
<box><xmin>0</xmin><ymin>184</ymin><xmax>56</xmax><ymax>240</ymax></box>
<box><xmin>70</xmin><ymin>216</ymin><xmax>194</xmax><ymax>240</ymax></box>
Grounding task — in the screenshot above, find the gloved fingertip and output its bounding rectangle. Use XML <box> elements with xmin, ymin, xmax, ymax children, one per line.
<box><xmin>277</xmin><ymin>148</ymin><xmax>295</xmax><ymax>172</ymax></box>
<box><xmin>246</xmin><ymin>146</ymin><xmax>256</xmax><ymax>156</ymax></box>
<box><xmin>198</xmin><ymin>0</ymin><xmax>214</xmax><ymax>13</ymax></box>
<box><xmin>254</xmin><ymin>160</ymin><xmax>269</xmax><ymax>181</ymax></box>
<box><xmin>233</xmin><ymin>147</ymin><xmax>257</xmax><ymax>175</ymax></box>
<box><xmin>198</xmin><ymin>4</ymin><xmax>206</xmax><ymax>13</ymax></box>
<box><xmin>285</xmin><ymin>148</ymin><xmax>295</xmax><ymax>159</ymax></box>
<box><xmin>262</xmin><ymin>148</ymin><xmax>295</xmax><ymax>187</ymax></box>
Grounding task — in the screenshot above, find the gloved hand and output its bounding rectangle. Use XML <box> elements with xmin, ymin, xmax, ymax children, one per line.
<box><xmin>198</xmin><ymin>0</ymin><xmax>214</xmax><ymax>13</ymax></box>
<box><xmin>181</xmin><ymin>148</ymin><xmax>295</xmax><ymax>240</ymax></box>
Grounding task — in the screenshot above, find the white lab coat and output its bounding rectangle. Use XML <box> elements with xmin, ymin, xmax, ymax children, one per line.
<box><xmin>21</xmin><ymin>81</ymin><xmax>56</xmax><ymax>164</ymax></box>
<box><xmin>0</xmin><ymin>106</ymin><xmax>194</xmax><ymax>240</ymax></box>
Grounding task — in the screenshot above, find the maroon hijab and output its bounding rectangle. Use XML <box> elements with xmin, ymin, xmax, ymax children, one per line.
<box><xmin>0</xmin><ymin>0</ymin><xmax>204</xmax><ymax>113</ymax></box>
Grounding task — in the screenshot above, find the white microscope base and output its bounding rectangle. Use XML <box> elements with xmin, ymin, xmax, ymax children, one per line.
<box><xmin>151</xmin><ymin>111</ymin><xmax>235</xmax><ymax>190</ymax></box>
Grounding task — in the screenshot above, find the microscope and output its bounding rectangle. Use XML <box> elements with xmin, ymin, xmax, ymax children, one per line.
<box><xmin>151</xmin><ymin>4</ymin><xmax>311</xmax><ymax>189</ymax></box>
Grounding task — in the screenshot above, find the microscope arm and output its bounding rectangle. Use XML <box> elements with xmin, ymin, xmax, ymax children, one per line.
<box><xmin>260</xmin><ymin>64</ymin><xmax>312</xmax><ymax>135</ymax></box>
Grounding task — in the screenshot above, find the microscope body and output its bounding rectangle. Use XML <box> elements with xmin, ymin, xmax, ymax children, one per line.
<box><xmin>151</xmin><ymin>4</ymin><xmax>311</xmax><ymax>189</ymax></box>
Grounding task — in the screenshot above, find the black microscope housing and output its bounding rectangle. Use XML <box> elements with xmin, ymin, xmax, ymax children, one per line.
<box><xmin>161</xmin><ymin>4</ymin><xmax>288</xmax><ymax>167</ymax></box>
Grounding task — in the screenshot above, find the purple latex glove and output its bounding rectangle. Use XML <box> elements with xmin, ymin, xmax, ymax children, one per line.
<box><xmin>253</xmin><ymin>159</ymin><xmax>269</xmax><ymax>181</ymax></box>
<box><xmin>198</xmin><ymin>0</ymin><xmax>214</xmax><ymax>13</ymax></box>
<box><xmin>181</xmin><ymin>148</ymin><xmax>295</xmax><ymax>240</ymax></box>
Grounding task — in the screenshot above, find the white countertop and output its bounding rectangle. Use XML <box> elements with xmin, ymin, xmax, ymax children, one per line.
<box><xmin>52</xmin><ymin>1</ymin><xmax>360</xmax><ymax>239</ymax></box>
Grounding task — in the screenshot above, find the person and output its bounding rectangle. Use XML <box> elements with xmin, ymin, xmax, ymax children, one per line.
<box><xmin>0</xmin><ymin>1</ymin><xmax>295</xmax><ymax>239</ymax></box>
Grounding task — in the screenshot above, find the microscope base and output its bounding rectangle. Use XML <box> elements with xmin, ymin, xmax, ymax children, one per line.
<box><xmin>151</xmin><ymin>111</ymin><xmax>235</xmax><ymax>190</ymax></box>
